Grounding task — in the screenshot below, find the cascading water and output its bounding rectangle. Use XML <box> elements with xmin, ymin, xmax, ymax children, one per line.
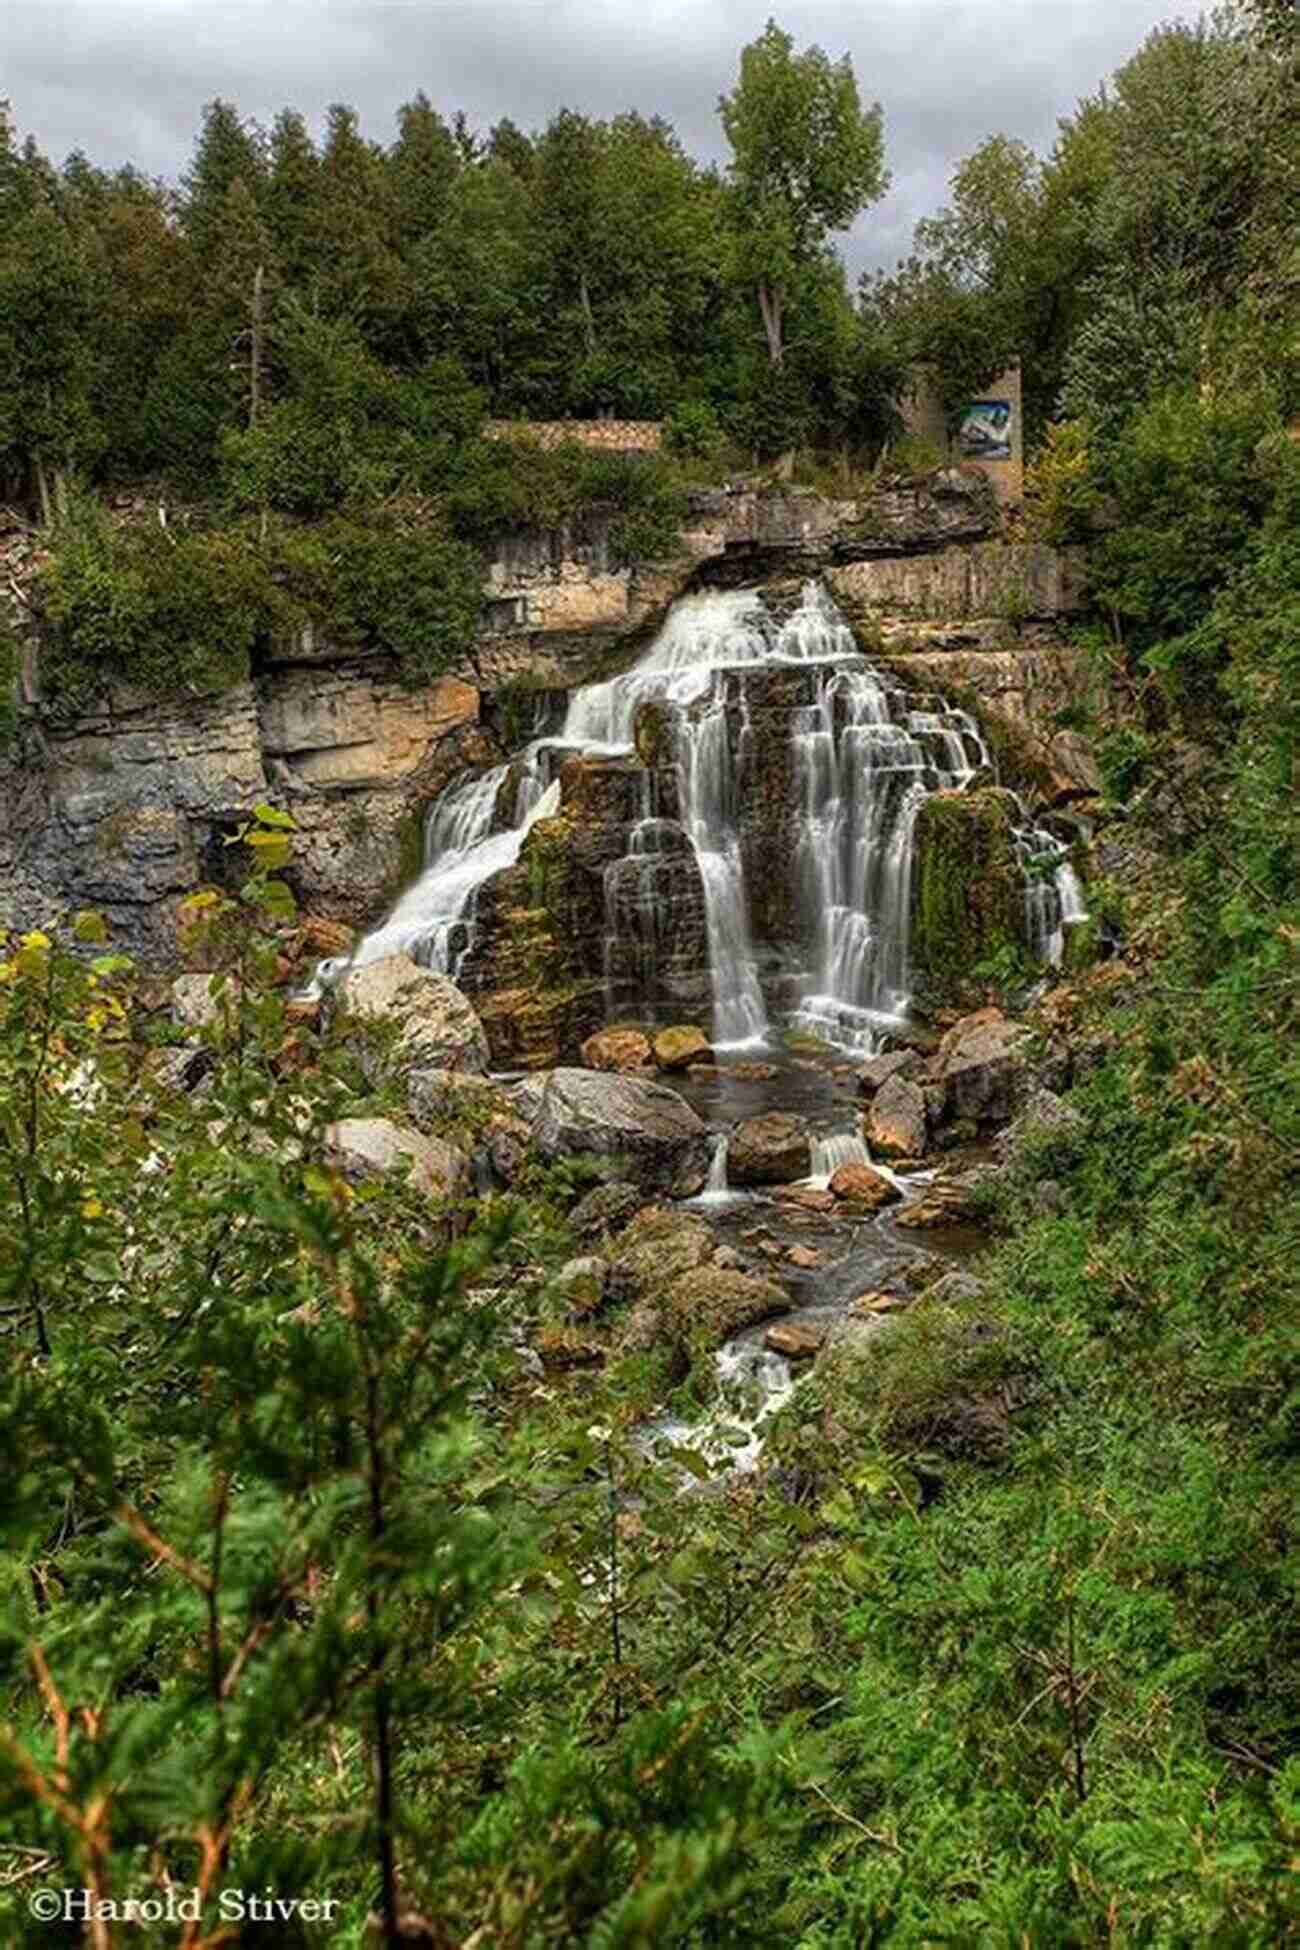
<box><xmin>787</xmin><ymin>598</ymin><xmax>989</xmax><ymax>1051</ymax></box>
<box><xmin>337</xmin><ymin>769</ymin><xmax>561</xmax><ymax>980</ymax></box>
<box><xmin>334</xmin><ymin>576</ymin><xmax>1081</xmax><ymax>1044</ymax></box>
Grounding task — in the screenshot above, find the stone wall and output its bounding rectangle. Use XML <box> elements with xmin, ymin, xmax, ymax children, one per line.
<box><xmin>483</xmin><ymin>420</ymin><xmax>663</xmax><ymax>453</ymax></box>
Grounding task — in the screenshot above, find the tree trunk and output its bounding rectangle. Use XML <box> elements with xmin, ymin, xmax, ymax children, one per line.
<box><xmin>249</xmin><ymin>263</ymin><xmax>265</xmax><ymax>429</ymax></box>
<box><xmin>757</xmin><ymin>281</ymin><xmax>784</xmax><ymax>369</ymax></box>
<box><xmin>34</xmin><ymin>454</ymin><xmax>52</xmax><ymax>530</ymax></box>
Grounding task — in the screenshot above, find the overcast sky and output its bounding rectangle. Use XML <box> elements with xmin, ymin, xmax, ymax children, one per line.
<box><xmin>7</xmin><ymin>0</ymin><xmax>1189</xmax><ymax>276</ymax></box>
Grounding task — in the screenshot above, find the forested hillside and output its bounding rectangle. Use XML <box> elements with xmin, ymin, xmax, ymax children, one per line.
<box><xmin>1</xmin><ymin>4</ymin><xmax>1297</xmax><ymax>1945</ymax></box>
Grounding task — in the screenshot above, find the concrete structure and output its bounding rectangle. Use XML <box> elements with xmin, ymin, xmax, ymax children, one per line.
<box><xmin>899</xmin><ymin>365</ymin><xmax>1024</xmax><ymax>505</ymax></box>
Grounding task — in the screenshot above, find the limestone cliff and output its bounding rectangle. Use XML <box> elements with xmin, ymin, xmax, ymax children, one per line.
<box><xmin>0</xmin><ymin>472</ymin><xmax>1097</xmax><ymax>961</ymax></box>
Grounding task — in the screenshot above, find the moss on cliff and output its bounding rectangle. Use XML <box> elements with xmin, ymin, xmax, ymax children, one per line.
<box><xmin>911</xmin><ymin>789</ymin><xmax>1024</xmax><ymax>1010</ymax></box>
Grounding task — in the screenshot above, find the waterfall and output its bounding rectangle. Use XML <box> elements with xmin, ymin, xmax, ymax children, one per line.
<box><xmin>790</xmin><ymin>662</ymin><xmax>988</xmax><ymax>1054</ymax></box>
<box><xmin>334</xmin><ymin>576</ymin><xmax>1075</xmax><ymax>1039</ymax></box>
<box><xmin>808</xmin><ymin>1131</ymin><xmax>873</xmax><ymax>1185</ymax></box>
<box><xmin>343</xmin><ymin>772</ymin><xmax>561</xmax><ymax>979</ymax></box>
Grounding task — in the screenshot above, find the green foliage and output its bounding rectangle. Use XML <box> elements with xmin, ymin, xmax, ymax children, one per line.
<box><xmin>720</xmin><ymin>19</ymin><xmax>888</xmax><ymax>372</ymax></box>
<box><xmin>270</xmin><ymin>514</ymin><xmax>484</xmax><ymax>685</ymax></box>
<box><xmin>33</xmin><ymin>498</ymin><xmax>276</xmax><ymax>708</ymax></box>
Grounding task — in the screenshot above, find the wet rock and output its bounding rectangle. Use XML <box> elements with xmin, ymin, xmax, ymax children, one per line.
<box><xmin>172</xmin><ymin>973</ymin><xmax>240</xmax><ymax>1031</ymax></box>
<box><xmin>765</xmin><ymin>1320</ymin><xmax>825</xmax><ymax>1358</ymax></box>
<box><xmin>895</xmin><ymin>1180</ymin><xmax>980</xmax><ymax>1228</ymax></box>
<box><xmin>774</xmin><ymin>1185</ymin><xmax>837</xmax><ymax>1213</ymax></box>
<box><xmin>554</xmin><ymin>1255</ymin><xmax>609</xmax><ymax>1317</ymax></box>
<box><xmin>785</xmin><ymin>1245</ymin><xmax>822</xmax><ymax>1268</ymax></box>
<box><xmin>569</xmin><ymin>1181</ymin><xmax>644</xmax><ymax>1242</ymax></box>
<box><xmin>867</xmin><ymin>1075</ymin><xmax>928</xmax><ymax>1159</ymax></box>
<box><xmin>338</xmin><ymin>953</ymin><xmax>489</xmax><ymax>1080</ymax></box>
<box><xmin>712</xmin><ymin>1244</ymin><xmax>746</xmax><ymax>1272</ymax></box>
<box><xmin>852</xmin><ymin>1289</ymin><xmax>907</xmax><ymax>1313</ymax></box>
<box><xmin>581</xmin><ymin>1026</ymin><xmax>653</xmax><ymax>1073</ymax></box>
<box><xmin>324</xmin><ymin>1118</ymin><xmax>469</xmax><ymax>1205</ymax></box>
<box><xmin>530</xmin><ymin>1069</ymin><xmax>711</xmax><ymax>1196</ymax></box>
<box><xmin>729</xmin><ymin>1112</ymin><xmax>813</xmax><ymax>1185</ymax></box>
<box><xmin>829</xmin><ymin>1161</ymin><xmax>902</xmax><ymax>1210</ymax></box>
<box><xmin>857</xmin><ymin>1049</ymin><xmax>923</xmax><ymax>1100</ymax></box>
<box><xmin>725</xmin><ymin>1060</ymin><xmax>780</xmax><ymax>1082</ymax></box>
<box><xmin>653</xmin><ymin>1025</ymin><xmax>712</xmax><ymax>1071</ymax></box>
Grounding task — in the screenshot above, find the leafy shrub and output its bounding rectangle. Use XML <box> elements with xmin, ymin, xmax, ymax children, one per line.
<box><xmin>664</xmin><ymin>398</ymin><xmax>724</xmax><ymax>459</ymax></box>
<box><xmin>35</xmin><ymin>499</ymin><xmax>278</xmax><ymax>708</ymax></box>
<box><xmin>270</xmin><ymin>514</ymin><xmax>483</xmax><ymax>684</ymax></box>
<box><xmin>1023</xmin><ymin>418</ymin><xmax>1102</xmax><ymax>543</ymax></box>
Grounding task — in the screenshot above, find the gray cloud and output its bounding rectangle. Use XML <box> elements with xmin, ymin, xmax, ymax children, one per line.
<box><xmin>8</xmin><ymin>0</ymin><xmax>1181</xmax><ymax>273</ymax></box>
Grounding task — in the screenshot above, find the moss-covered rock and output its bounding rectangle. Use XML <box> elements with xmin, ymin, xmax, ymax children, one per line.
<box><xmin>910</xmin><ymin>789</ymin><xmax>1024</xmax><ymax>1011</ymax></box>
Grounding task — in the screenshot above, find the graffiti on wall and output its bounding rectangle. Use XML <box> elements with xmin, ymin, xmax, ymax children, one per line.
<box><xmin>958</xmin><ymin>399</ymin><xmax>1013</xmax><ymax>462</ymax></box>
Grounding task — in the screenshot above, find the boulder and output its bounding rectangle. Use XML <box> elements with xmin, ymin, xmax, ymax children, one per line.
<box><xmin>828</xmin><ymin>1161</ymin><xmax>902</xmax><ymax>1210</ymax></box>
<box><xmin>529</xmin><ymin>1068</ymin><xmax>711</xmax><ymax>1196</ymax></box>
<box><xmin>300</xmin><ymin>915</ymin><xmax>356</xmax><ymax>960</ymax></box>
<box><xmin>172</xmin><ymin>973</ymin><xmax>240</xmax><ymax>1031</ymax></box>
<box><xmin>766</xmin><ymin>1320</ymin><xmax>825</xmax><ymax>1358</ymax></box>
<box><xmin>570</xmin><ymin>1181</ymin><xmax>645</xmax><ymax>1242</ymax></box>
<box><xmin>338</xmin><ymin>954</ymin><xmax>489</xmax><ymax>1080</ymax></box>
<box><xmin>728</xmin><ymin>1112</ymin><xmax>813</xmax><ymax>1186</ymax></box>
<box><xmin>653</xmin><ymin>1025</ymin><xmax>712</xmax><ymax>1071</ymax></box>
<box><xmin>866</xmin><ymin>1075</ymin><xmax>929</xmax><ymax>1159</ymax></box>
<box><xmin>993</xmin><ymin>1086</ymin><xmax>1084</xmax><ymax>1165</ymax></box>
<box><xmin>608</xmin><ymin>1208</ymin><xmax>716</xmax><ymax>1305</ymax></box>
<box><xmin>934</xmin><ymin>1009</ymin><xmax>1031</xmax><ymax>1127</ymax></box>
<box><xmin>857</xmin><ymin>1049</ymin><xmax>923</xmax><ymax>1100</ymax></box>
<box><xmin>663</xmin><ymin>1266</ymin><xmax>788</xmax><ymax>1346</ymax></box>
<box><xmin>785</xmin><ymin>1245</ymin><xmax>822</xmax><ymax>1268</ymax></box>
<box><xmin>406</xmin><ymin>1067</ymin><xmax>511</xmax><ymax>1132</ymax></box>
<box><xmin>324</xmin><ymin>1118</ymin><xmax>468</xmax><ymax>1204</ymax></box>
<box><xmin>581</xmin><ymin>1026</ymin><xmax>653</xmax><ymax>1073</ymax></box>
<box><xmin>774</xmin><ymin>1185</ymin><xmax>836</xmax><ymax>1213</ymax></box>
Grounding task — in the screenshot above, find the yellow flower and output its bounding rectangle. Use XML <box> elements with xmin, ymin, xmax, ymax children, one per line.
<box><xmin>82</xmin><ymin>1197</ymin><xmax>104</xmax><ymax>1220</ymax></box>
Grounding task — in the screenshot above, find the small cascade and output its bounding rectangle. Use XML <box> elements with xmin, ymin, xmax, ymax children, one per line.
<box><xmin>345</xmin><ymin>772</ymin><xmax>561</xmax><ymax>979</ymax></box>
<box><xmin>1015</xmin><ymin>823</ymin><xmax>1089</xmax><ymax>967</ymax></box>
<box><xmin>675</xmin><ymin>680</ymin><xmax>768</xmax><ymax>1046</ymax></box>
<box><xmin>687</xmin><ymin>1133</ymin><xmax>738</xmax><ymax>1208</ymax></box>
<box><xmin>642</xmin><ymin>1337</ymin><xmax>796</xmax><ymax>1477</ymax></box>
<box><xmin>808</xmin><ymin>1131</ymin><xmax>873</xmax><ymax>1187</ymax></box>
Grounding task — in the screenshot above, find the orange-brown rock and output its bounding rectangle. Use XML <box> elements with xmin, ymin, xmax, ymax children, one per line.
<box><xmin>581</xmin><ymin>1026</ymin><xmax>653</xmax><ymax>1073</ymax></box>
<box><xmin>828</xmin><ymin>1161</ymin><xmax>902</xmax><ymax>1210</ymax></box>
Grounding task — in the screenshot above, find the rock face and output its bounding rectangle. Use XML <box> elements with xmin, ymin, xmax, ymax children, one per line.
<box><xmin>324</xmin><ymin>1118</ymin><xmax>468</xmax><ymax>1204</ymax></box>
<box><xmin>867</xmin><ymin>1076</ymin><xmax>929</xmax><ymax>1159</ymax></box>
<box><xmin>910</xmin><ymin>791</ymin><xmax>1025</xmax><ymax>1012</ymax></box>
<box><xmin>338</xmin><ymin>954</ymin><xmax>489</xmax><ymax>1079</ymax></box>
<box><xmin>528</xmin><ymin>1068</ymin><xmax>711</xmax><ymax>1195</ymax></box>
<box><xmin>728</xmin><ymin>1112</ymin><xmax>812</xmax><ymax>1185</ymax></box>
